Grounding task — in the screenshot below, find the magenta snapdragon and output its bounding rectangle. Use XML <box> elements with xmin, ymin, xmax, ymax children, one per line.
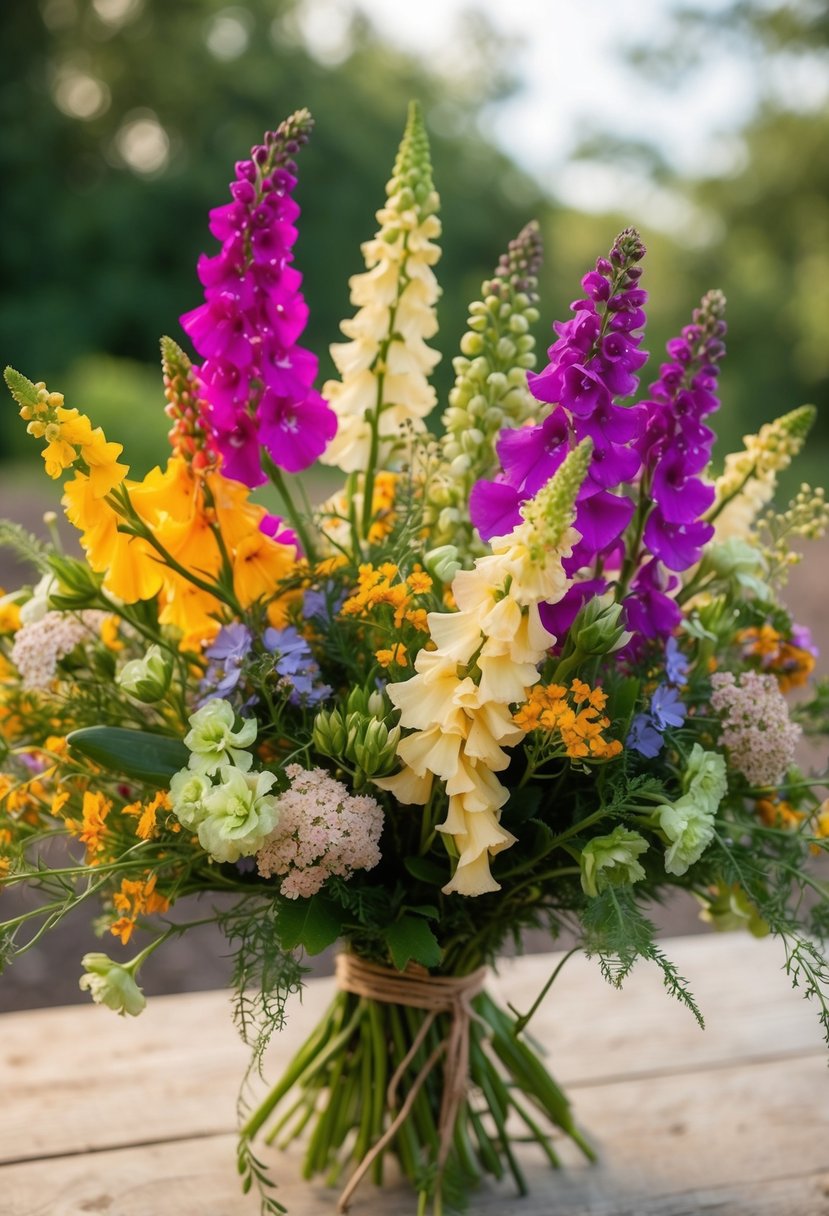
<box><xmin>624</xmin><ymin>291</ymin><xmax>726</xmax><ymax>638</ymax></box>
<box><xmin>470</xmin><ymin>228</ymin><xmax>648</xmax><ymax>639</ymax></box>
<box><xmin>180</xmin><ymin>111</ymin><xmax>335</xmax><ymax>487</ymax></box>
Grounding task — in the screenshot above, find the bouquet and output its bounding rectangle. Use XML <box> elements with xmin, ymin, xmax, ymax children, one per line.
<box><xmin>2</xmin><ymin>103</ymin><xmax>829</xmax><ymax>1215</ymax></box>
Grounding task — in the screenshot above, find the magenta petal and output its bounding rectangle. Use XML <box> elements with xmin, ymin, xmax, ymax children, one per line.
<box><xmin>539</xmin><ymin>578</ymin><xmax>607</xmax><ymax>642</ymax></box>
<box><xmin>644</xmin><ymin>513</ymin><xmax>714</xmax><ymax>571</ymax></box>
<box><xmin>257</xmin><ymin>391</ymin><xmax>337</xmax><ymax>474</ymax></box>
<box><xmin>469</xmin><ymin>480</ymin><xmax>523</xmax><ymax>542</ymax></box>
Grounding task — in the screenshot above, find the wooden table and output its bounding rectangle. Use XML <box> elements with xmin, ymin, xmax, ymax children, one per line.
<box><xmin>2</xmin><ymin>934</ymin><xmax>829</xmax><ymax>1215</ymax></box>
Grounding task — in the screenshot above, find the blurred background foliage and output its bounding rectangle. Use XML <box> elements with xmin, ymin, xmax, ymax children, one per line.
<box><xmin>0</xmin><ymin>0</ymin><xmax>827</xmax><ymax>482</ymax></box>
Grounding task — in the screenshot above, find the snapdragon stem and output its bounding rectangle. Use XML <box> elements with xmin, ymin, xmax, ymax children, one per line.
<box><xmin>263</xmin><ymin>455</ymin><xmax>318</xmax><ymax>563</ymax></box>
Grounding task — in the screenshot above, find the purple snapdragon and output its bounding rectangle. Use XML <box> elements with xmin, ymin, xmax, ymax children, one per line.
<box><xmin>624</xmin><ymin>291</ymin><xmax>726</xmax><ymax>638</ymax></box>
<box><xmin>180</xmin><ymin>111</ymin><xmax>336</xmax><ymax>487</ymax></box>
<box><xmin>470</xmin><ymin>229</ymin><xmax>649</xmax><ymax>632</ymax></box>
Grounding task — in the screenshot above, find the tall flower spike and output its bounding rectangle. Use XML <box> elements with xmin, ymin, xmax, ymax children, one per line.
<box><xmin>710</xmin><ymin>404</ymin><xmax>816</xmax><ymax>544</ymax></box>
<box><xmin>180</xmin><ymin>110</ymin><xmax>335</xmax><ymax>487</ymax></box>
<box><xmin>429</xmin><ymin>221</ymin><xmax>543</xmax><ymax>554</ymax></box>
<box><xmin>320</xmin><ymin>101</ymin><xmax>442</xmax><ymax>482</ymax></box>
<box><xmin>378</xmin><ymin>443</ymin><xmax>589</xmax><ymax>898</ymax></box>
<box><xmin>470</xmin><ymin>229</ymin><xmax>648</xmax><ymax>636</ymax></box>
<box><xmin>624</xmin><ymin>290</ymin><xmax>727</xmax><ymax>640</ymax></box>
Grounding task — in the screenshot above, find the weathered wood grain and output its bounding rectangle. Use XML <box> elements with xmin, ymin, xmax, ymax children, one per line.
<box><xmin>2</xmin><ymin>935</ymin><xmax>828</xmax><ymax>1215</ymax></box>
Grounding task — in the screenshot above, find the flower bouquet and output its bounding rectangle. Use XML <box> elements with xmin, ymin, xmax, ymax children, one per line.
<box><xmin>3</xmin><ymin>103</ymin><xmax>829</xmax><ymax>1215</ymax></box>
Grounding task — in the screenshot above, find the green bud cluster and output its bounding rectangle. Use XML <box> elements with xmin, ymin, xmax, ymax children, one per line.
<box><xmin>761</xmin><ymin>482</ymin><xmax>829</xmax><ymax>586</ymax></box>
<box><xmin>312</xmin><ymin>686</ymin><xmax>401</xmax><ymax>785</ymax></box>
<box><xmin>428</xmin><ymin>221</ymin><xmax>543</xmax><ymax>553</ymax></box>
<box><xmin>385</xmin><ymin>100</ymin><xmax>439</xmax><ymax>224</ymax></box>
<box><xmin>523</xmin><ymin>438</ymin><xmax>592</xmax><ymax>552</ymax></box>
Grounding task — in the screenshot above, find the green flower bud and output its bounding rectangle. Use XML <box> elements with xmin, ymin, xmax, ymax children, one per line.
<box><xmin>580</xmin><ymin>826</ymin><xmax>648</xmax><ymax>897</ymax></box>
<box><xmin>117</xmin><ymin>645</ymin><xmax>173</xmax><ymax>703</ymax></box>
<box><xmin>79</xmin><ymin>953</ymin><xmax>146</xmax><ymax>1017</ymax></box>
<box><xmin>569</xmin><ymin>597</ymin><xmax>629</xmax><ymax>657</ymax></box>
<box><xmin>312</xmin><ymin>707</ymin><xmax>348</xmax><ymax>758</ymax></box>
<box><xmin>424</xmin><ymin>544</ymin><xmax>462</xmax><ymax>584</ymax></box>
<box><xmin>460</xmin><ymin>332</ymin><xmax>484</xmax><ymax>357</ymax></box>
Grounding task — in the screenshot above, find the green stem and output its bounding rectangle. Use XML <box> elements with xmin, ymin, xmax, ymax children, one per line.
<box><xmin>509</xmin><ymin>946</ymin><xmax>581</xmax><ymax>1035</ymax></box>
<box><xmin>263</xmin><ymin>454</ymin><xmax>318</xmax><ymax>563</ymax></box>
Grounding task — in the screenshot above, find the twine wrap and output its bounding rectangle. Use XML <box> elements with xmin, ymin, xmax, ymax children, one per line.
<box><xmin>334</xmin><ymin>953</ymin><xmax>487</xmax><ymax>1213</ymax></box>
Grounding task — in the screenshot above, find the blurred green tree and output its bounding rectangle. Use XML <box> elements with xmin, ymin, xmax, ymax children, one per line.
<box><xmin>0</xmin><ymin>0</ymin><xmax>548</xmax><ymax>463</ymax></box>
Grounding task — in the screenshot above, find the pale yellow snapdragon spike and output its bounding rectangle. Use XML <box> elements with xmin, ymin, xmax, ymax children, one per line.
<box><xmin>320</xmin><ymin>101</ymin><xmax>441</xmax><ymax>477</ymax></box>
<box><xmin>710</xmin><ymin>404</ymin><xmax>815</xmax><ymax>543</ymax></box>
<box><xmin>377</xmin><ymin>441</ymin><xmax>591</xmax><ymax>897</ymax></box>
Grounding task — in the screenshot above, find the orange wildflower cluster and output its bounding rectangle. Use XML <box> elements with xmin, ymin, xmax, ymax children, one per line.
<box><xmin>65</xmin><ymin>790</ymin><xmax>113</xmax><ymax>862</ymax></box>
<box><xmin>376</xmin><ymin>643</ymin><xmax>408</xmax><ymax>669</ymax></box>
<box><xmin>367</xmin><ymin>472</ymin><xmax>399</xmax><ymax>544</ymax></box>
<box><xmin>341</xmin><ymin>563</ymin><xmax>432</xmax><ymax>632</ymax></box>
<box><xmin>738</xmin><ymin>624</ymin><xmax>815</xmax><ymax>692</ymax></box>
<box><xmin>755</xmin><ymin>796</ymin><xmax>804</xmax><ymax>830</ymax></box>
<box><xmin>110</xmin><ymin>873</ymin><xmax>170</xmax><ymax>944</ymax></box>
<box><xmin>122</xmin><ymin>790</ymin><xmax>173</xmax><ymax>841</ymax></box>
<box><xmin>514</xmin><ymin>679</ymin><xmax>623</xmax><ymax>761</ymax></box>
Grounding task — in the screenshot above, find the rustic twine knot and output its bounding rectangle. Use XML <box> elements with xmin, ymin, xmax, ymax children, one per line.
<box><xmin>334</xmin><ymin>952</ymin><xmax>487</xmax><ymax>1213</ymax></box>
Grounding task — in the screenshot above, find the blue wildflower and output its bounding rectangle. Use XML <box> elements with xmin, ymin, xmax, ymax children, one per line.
<box><xmin>264</xmin><ymin>626</ymin><xmax>330</xmax><ymax>707</ymax></box>
<box><xmin>665</xmin><ymin>636</ymin><xmax>689</xmax><ymax>685</ymax></box>
<box><xmin>650</xmin><ymin>683</ymin><xmax>686</xmax><ymax>731</ymax></box>
<box><xmin>627</xmin><ymin>713</ymin><xmax>663</xmax><ymax>759</ymax></box>
<box><xmin>199</xmin><ymin>623</ymin><xmax>252</xmax><ymax>703</ymax></box>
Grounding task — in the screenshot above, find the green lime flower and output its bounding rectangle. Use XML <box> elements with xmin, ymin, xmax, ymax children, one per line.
<box><xmin>683</xmin><ymin>744</ymin><xmax>728</xmax><ymax>811</ymax></box>
<box><xmin>169</xmin><ymin>768</ymin><xmax>213</xmax><ymax>829</ymax></box>
<box><xmin>659</xmin><ymin>793</ymin><xmax>716</xmax><ymax>876</ymax></box>
<box><xmin>79</xmin><ymin>952</ymin><xmax>146</xmax><ymax>1017</ymax></box>
<box><xmin>184</xmin><ymin>699</ymin><xmax>257</xmax><ymax>774</ymax></box>
<box><xmin>198</xmin><ymin>765</ymin><xmax>280</xmax><ymax>863</ymax></box>
<box><xmin>579</xmin><ymin>826</ymin><xmax>649</xmax><ymax>897</ymax></box>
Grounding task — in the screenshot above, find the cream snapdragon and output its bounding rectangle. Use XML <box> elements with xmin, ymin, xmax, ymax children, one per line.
<box><xmin>378</xmin><ymin>441</ymin><xmax>592</xmax><ymax>897</ymax></box>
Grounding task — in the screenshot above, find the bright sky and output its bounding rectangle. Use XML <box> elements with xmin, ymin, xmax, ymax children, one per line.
<box><xmin>293</xmin><ymin>0</ymin><xmax>825</xmax><ymax>233</ymax></box>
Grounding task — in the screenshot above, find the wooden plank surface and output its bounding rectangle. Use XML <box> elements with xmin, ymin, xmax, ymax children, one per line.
<box><xmin>2</xmin><ymin>934</ymin><xmax>829</xmax><ymax>1215</ymax></box>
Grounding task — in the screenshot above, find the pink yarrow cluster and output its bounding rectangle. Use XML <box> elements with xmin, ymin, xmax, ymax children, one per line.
<box><xmin>11</xmin><ymin>610</ymin><xmax>107</xmax><ymax>691</ymax></box>
<box><xmin>256</xmin><ymin>764</ymin><xmax>384</xmax><ymax>899</ymax></box>
<box><xmin>710</xmin><ymin>670</ymin><xmax>801</xmax><ymax>787</ymax></box>
<box><xmin>180</xmin><ymin>110</ymin><xmax>336</xmax><ymax>488</ymax></box>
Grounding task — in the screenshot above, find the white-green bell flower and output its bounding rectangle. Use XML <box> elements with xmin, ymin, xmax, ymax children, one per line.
<box><xmin>79</xmin><ymin>952</ymin><xmax>146</xmax><ymax>1017</ymax></box>
<box><xmin>117</xmin><ymin>644</ymin><xmax>173</xmax><ymax>703</ymax></box>
<box><xmin>169</xmin><ymin>768</ymin><xmax>213</xmax><ymax>829</ymax></box>
<box><xmin>683</xmin><ymin>744</ymin><xmax>728</xmax><ymax>812</ymax></box>
<box><xmin>659</xmin><ymin>793</ymin><xmax>716</xmax><ymax>876</ymax></box>
<box><xmin>184</xmin><ymin>699</ymin><xmax>257</xmax><ymax>774</ymax></box>
<box><xmin>18</xmin><ymin>572</ymin><xmax>57</xmax><ymax>625</ymax></box>
<box><xmin>197</xmin><ymin>765</ymin><xmax>280</xmax><ymax>863</ymax></box>
<box><xmin>580</xmin><ymin>826</ymin><xmax>649</xmax><ymax>897</ymax></box>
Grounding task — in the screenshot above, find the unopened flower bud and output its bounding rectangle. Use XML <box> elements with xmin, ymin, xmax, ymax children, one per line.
<box><xmin>424</xmin><ymin>544</ymin><xmax>461</xmax><ymax>584</ymax></box>
<box><xmin>117</xmin><ymin>645</ymin><xmax>173</xmax><ymax>703</ymax></box>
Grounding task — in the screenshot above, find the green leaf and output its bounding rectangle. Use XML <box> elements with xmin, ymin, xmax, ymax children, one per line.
<box><xmin>277</xmin><ymin>893</ymin><xmax>341</xmax><ymax>955</ymax></box>
<box><xmin>67</xmin><ymin>726</ymin><xmax>188</xmax><ymax>786</ymax></box>
<box><xmin>403</xmin><ymin>855</ymin><xmax>447</xmax><ymax>884</ymax></box>
<box><xmin>386</xmin><ymin>915</ymin><xmax>441</xmax><ymax>971</ymax></box>
<box><xmin>502</xmin><ymin>784</ymin><xmax>542</xmax><ymax>827</ymax></box>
